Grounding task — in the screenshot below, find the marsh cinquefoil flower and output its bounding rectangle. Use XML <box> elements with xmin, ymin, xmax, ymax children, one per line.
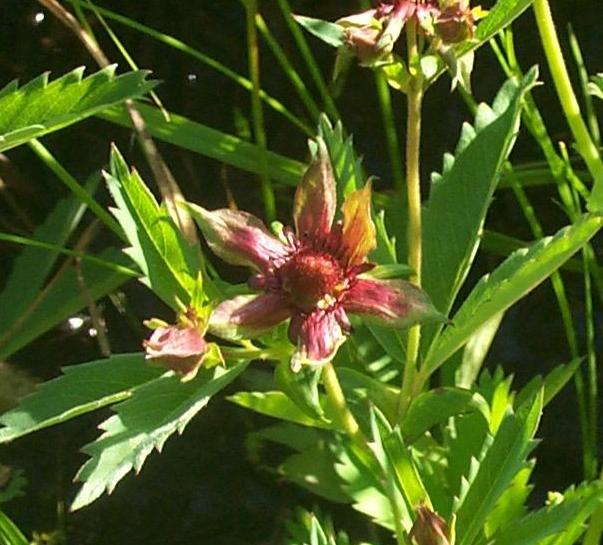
<box><xmin>190</xmin><ymin>141</ymin><xmax>442</xmax><ymax>371</ymax></box>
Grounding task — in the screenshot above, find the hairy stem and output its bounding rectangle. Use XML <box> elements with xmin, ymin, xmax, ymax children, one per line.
<box><xmin>533</xmin><ymin>0</ymin><xmax>603</xmax><ymax>210</ymax></box>
<box><xmin>399</xmin><ymin>19</ymin><xmax>424</xmax><ymax>420</ymax></box>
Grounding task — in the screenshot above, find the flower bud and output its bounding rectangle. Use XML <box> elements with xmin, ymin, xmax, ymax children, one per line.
<box><xmin>144</xmin><ymin>317</ymin><xmax>207</xmax><ymax>381</ymax></box>
<box><xmin>435</xmin><ymin>2</ymin><xmax>475</xmax><ymax>43</ymax></box>
<box><xmin>410</xmin><ymin>505</ymin><xmax>452</xmax><ymax>545</ymax></box>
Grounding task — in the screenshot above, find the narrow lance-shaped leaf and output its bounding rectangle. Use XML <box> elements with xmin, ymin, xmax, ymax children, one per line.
<box><xmin>0</xmin><ymin>353</ymin><xmax>163</xmax><ymax>444</ymax></box>
<box><xmin>423</xmin><ymin>213</ymin><xmax>603</xmax><ymax>376</ymax></box>
<box><xmin>99</xmin><ymin>103</ymin><xmax>305</xmax><ymax>187</ymax></box>
<box><xmin>106</xmin><ymin>145</ymin><xmax>200</xmax><ymax>308</ymax></box>
<box><xmin>422</xmin><ymin>68</ymin><xmax>538</xmax><ymax>351</ymax></box>
<box><xmin>0</xmin><ymin>510</ymin><xmax>29</xmax><ymax>545</ymax></box>
<box><xmin>0</xmin><ymin>66</ymin><xmax>156</xmax><ymax>152</ymax></box>
<box><xmin>0</xmin><ymin>175</ymin><xmax>99</xmax><ymax>353</ymax></box>
<box><xmin>71</xmin><ymin>362</ymin><xmax>247</xmax><ymax>511</ymax></box>
<box><xmin>0</xmin><ymin>248</ymin><xmax>133</xmax><ymax>361</ymax></box>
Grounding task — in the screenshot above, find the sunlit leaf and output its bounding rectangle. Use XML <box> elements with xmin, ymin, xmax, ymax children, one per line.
<box><xmin>0</xmin><ymin>66</ymin><xmax>156</xmax><ymax>152</ymax></box>
<box><xmin>71</xmin><ymin>362</ymin><xmax>247</xmax><ymax>510</ymax></box>
<box><xmin>423</xmin><ymin>214</ymin><xmax>603</xmax><ymax>376</ymax></box>
<box><xmin>0</xmin><ymin>354</ymin><xmax>162</xmax><ymax>444</ymax></box>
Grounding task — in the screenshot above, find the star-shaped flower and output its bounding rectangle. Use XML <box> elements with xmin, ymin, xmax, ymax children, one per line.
<box><xmin>189</xmin><ymin>140</ymin><xmax>443</xmax><ymax>370</ymax></box>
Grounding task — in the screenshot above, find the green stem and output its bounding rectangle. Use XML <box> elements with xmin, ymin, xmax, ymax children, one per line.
<box><xmin>245</xmin><ymin>0</ymin><xmax>276</xmax><ymax>222</ymax></box>
<box><xmin>533</xmin><ymin>0</ymin><xmax>603</xmax><ymax>210</ymax></box>
<box><xmin>322</xmin><ymin>362</ymin><xmax>368</xmax><ymax>451</ymax></box>
<box><xmin>321</xmin><ymin>362</ymin><xmax>410</xmax><ymax>545</ymax></box>
<box><xmin>375</xmin><ymin>70</ymin><xmax>405</xmax><ymax>195</ymax></box>
<box><xmin>399</xmin><ymin>19</ymin><xmax>424</xmax><ymax>420</ymax></box>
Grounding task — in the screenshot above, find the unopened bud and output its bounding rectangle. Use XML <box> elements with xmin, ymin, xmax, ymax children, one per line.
<box><xmin>410</xmin><ymin>505</ymin><xmax>452</xmax><ymax>545</ymax></box>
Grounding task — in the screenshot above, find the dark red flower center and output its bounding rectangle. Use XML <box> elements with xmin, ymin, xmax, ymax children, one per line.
<box><xmin>279</xmin><ymin>249</ymin><xmax>344</xmax><ymax>313</ymax></box>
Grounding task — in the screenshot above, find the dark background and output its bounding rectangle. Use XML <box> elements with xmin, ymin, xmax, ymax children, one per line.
<box><xmin>0</xmin><ymin>1</ymin><xmax>602</xmax><ymax>543</ymax></box>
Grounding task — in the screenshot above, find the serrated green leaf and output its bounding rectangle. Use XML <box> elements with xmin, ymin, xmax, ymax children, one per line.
<box><xmin>0</xmin><ymin>66</ymin><xmax>156</xmax><ymax>152</ymax></box>
<box><xmin>423</xmin><ymin>214</ymin><xmax>603</xmax><ymax>376</ymax></box>
<box><xmin>491</xmin><ymin>482</ymin><xmax>603</xmax><ymax>545</ymax></box>
<box><xmin>294</xmin><ymin>15</ymin><xmax>346</xmax><ymax>48</ymax></box>
<box><xmin>454</xmin><ymin>390</ymin><xmax>543</xmax><ymax>545</ymax></box>
<box><xmin>317</xmin><ymin>115</ymin><xmax>365</xmax><ymax>199</ymax></box>
<box><xmin>401</xmin><ymin>388</ymin><xmax>490</xmax><ymax>443</ymax></box>
<box><xmin>515</xmin><ymin>358</ymin><xmax>582</xmax><ymax>410</ymax></box>
<box><xmin>484</xmin><ymin>462</ymin><xmax>534</xmax><ymax>538</ymax></box>
<box><xmin>0</xmin><ymin>354</ymin><xmax>162</xmax><ymax>444</ymax></box>
<box><xmin>228</xmin><ymin>391</ymin><xmax>334</xmax><ymax>430</ymax></box>
<box><xmin>422</xmin><ymin>69</ymin><xmax>538</xmax><ymax>348</ymax></box>
<box><xmin>0</xmin><ymin>248</ymin><xmax>132</xmax><ymax>360</ymax></box>
<box><xmin>99</xmin><ymin>103</ymin><xmax>305</xmax><ymax>186</ymax></box>
<box><xmin>0</xmin><ymin>176</ymin><xmax>98</xmax><ymax>348</ymax></box>
<box><xmin>71</xmin><ymin>362</ymin><xmax>247</xmax><ymax>510</ymax></box>
<box><xmin>107</xmin><ymin>146</ymin><xmax>199</xmax><ymax>308</ymax></box>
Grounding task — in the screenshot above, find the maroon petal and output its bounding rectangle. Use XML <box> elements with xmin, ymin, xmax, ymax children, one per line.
<box><xmin>343</xmin><ymin>278</ymin><xmax>445</xmax><ymax>328</ymax></box>
<box><xmin>144</xmin><ymin>326</ymin><xmax>207</xmax><ymax>380</ymax></box>
<box><xmin>293</xmin><ymin>139</ymin><xmax>337</xmax><ymax>242</ymax></box>
<box><xmin>187</xmin><ymin>204</ymin><xmax>289</xmax><ymax>271</ymax></box>
<box><xmin>209</xmin><ymin>293</ymin><xmax>291</xmax><ymax>340</ymax></box>
<box><xmin>289</xmin><ymin>309</ymin><xmax>348</xmax><ymax>371</ymax></box>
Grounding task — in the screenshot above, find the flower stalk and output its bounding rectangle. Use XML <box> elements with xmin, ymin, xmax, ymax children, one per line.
<box><xmin>533</xmin><ymin>0</ymin><xmax>603</xmax><ymax>210</ymax></box>
<box><xmin>400</xmin><ymin>17</ymin><xmax>425</xmax><ymax>420</ymax></box>
<box><xmin>322</xmin><ymin>362</ymin><xmax>368</xmax><ymax>452</ymax></box>
<box><xmin>321</xmin><ymin>361</ymin><xmax>411</xmax><ymax>545</ymax></box>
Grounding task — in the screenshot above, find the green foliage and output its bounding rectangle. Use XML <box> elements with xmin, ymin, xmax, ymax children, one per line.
<box><xmin>293</xmin><ymin>16</ymin><xmax>346</xmax><ymax>49</ymax></box>
<box><xmin>491</xmin><ymin>482</ymin><xmax>603</xmax><ymax>545</ymax></box>
<box><xmin>453</xmin><ymin>390</ymin><xmax>542</xmax><ymax>545</ymax></box>
<box><xmin>228</xmin><ymin>391</ymin><xmax>333</xmax><ymax>430</ymax></box>
<box><xmin>401</xmin><ymin>387</ymin><xmax>490</xmax><ymax>443</ymax></box>
<box><xmin>0</xmin><ymin>247</ymin><xmax>132</xmax><ymax>360</ymax></box>
<box><xmin>0</xmin><ymin>354</ymin><xmax>162</xmax><ymax>444</ymax></box>
<box><xmin>588</xmin><ymin>74</ymin><xmax>603</xmax><ymax>100</ymax></box>
<box><xmin>285</xmin><ymin>508</ymin><xmax>352</xmax><ymax>545</ymax></box>
<box><xmin>422</xmin><ymin>68</ymin><xmax>537</xmax><ymax>335</ymax></box>
<box><xmin>100</xmin><ymin>103</ymin><xmax>305</xmax><ymax>186</ymax></box>
<box><xmin>0</xmin><ymin>177</ymin><xmax>97</xmax><ymax>359</ymax></box>
<box><xmin>71</xmin><ymin>362</ymin><xmax>247</xmax><ymax>510</ymax></box>
<box><xmin>279</xmin><ymin>443</ymin><xmax>349</xmax><ymax>503</ymax></box>
<box><xmin>0</xmin><ymin>65</ymin><xmax>156</xmax><ymax>152</ymax></box>
<box><xmin>423</xmin><ymin>213</ymin><xmax>603</xmax><ymax>375</ymax></box>
<box><xmin>0</xmin><ymin>510</ymin><xmax>28</xmax><ymax>545</ymax></box>
<box><xmin>0</xmin><ymin>469</ymin><xmax>26</xmax><ymax>504</ymax></box>
<box><xmin>106</xmin><ymin>146</ymin><xmax>200</xmax><ymax>308</ymax></box>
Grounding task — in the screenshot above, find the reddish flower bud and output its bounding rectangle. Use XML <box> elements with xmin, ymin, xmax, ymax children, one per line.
<box><xmin>144</xmin><ymin>323</ymin><xmax>207</xmax><ymax>380</ymax></box>
<box><xmin>410</xmin><ymin>505</ymin><xmax>452</xmax><ymax>545</ymax></box>
<box><xmin>435</xmin><ymin>3</ymin><xmax>475</xmax><ymax>43</ymax></box>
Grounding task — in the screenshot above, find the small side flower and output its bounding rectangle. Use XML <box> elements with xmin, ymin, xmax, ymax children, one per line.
<box><xmin>143</xmin><ymin>308</ymin><xmax>217</xmax><ymax>381</ymax></box>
